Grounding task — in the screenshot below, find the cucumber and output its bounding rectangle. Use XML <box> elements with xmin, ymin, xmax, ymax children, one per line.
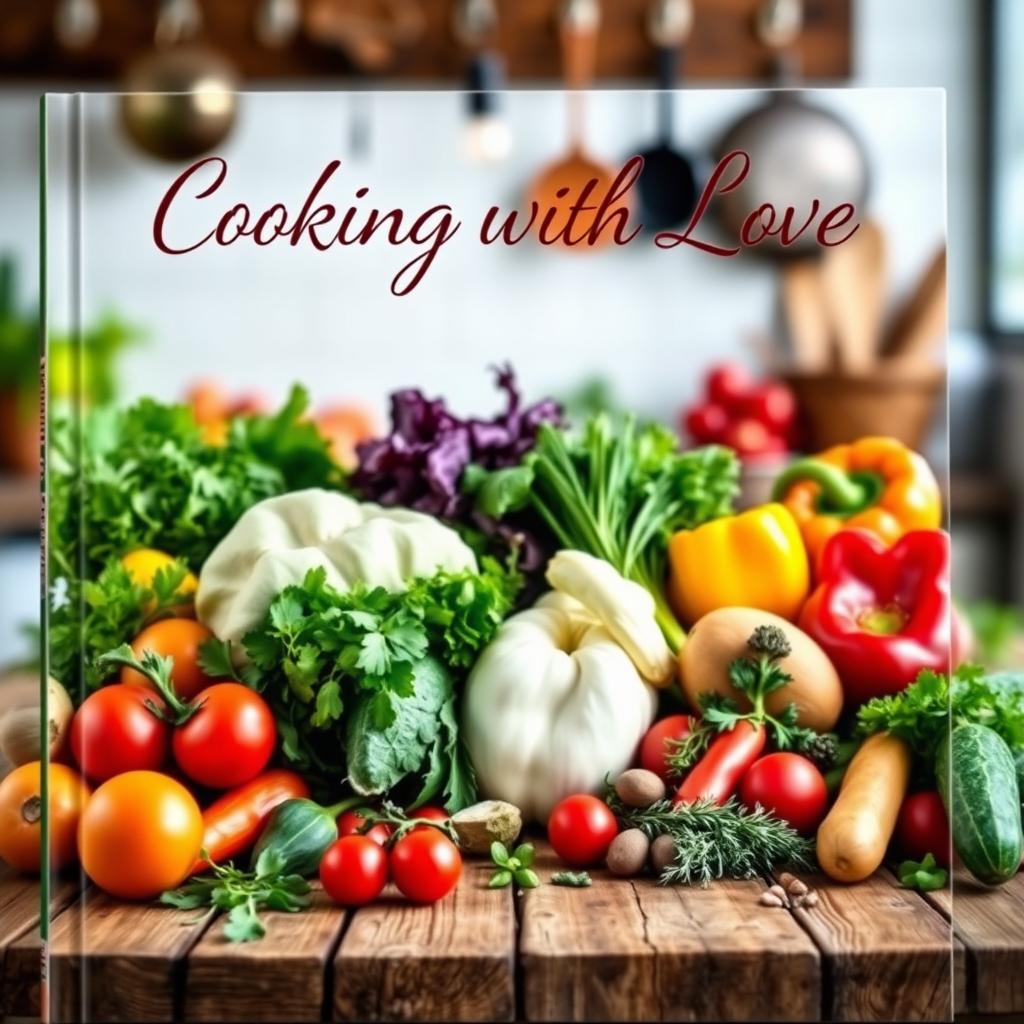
<box><xmin>938</xmin><ymin>724</ymin><xmax>1023</xmax><ymax>886</ymax></box>
<box><xmin>250</xmin><ymin>798</ymin><xmax>339</xmax><ymax>877</ymax></box>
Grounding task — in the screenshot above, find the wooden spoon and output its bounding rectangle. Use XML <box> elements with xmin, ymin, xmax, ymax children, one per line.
<box><xmin>527</xmin><ymin>0</ymin><xmax>622</xmax><ymax>247</ymax></box>
<box><xmin>880</xmin><ymin>246</ymin><xmax>947</xmax><ymax>370</ymax></box>
<box><xmin>819</xmin><ymin>219</ymin><xmax>887</xmax><ymax>373</ymax></box>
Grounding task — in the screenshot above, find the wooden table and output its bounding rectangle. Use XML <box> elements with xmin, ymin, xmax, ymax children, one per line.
<box><xmin>1</xmin><ymin>852</ymin><xmax>1022</xmax><ymax>1023</ymax></box>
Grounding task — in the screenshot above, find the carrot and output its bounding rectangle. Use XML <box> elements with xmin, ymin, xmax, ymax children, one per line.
<box><xmin>190</xmin><ymin>769</ymin><xmax>310</xmax><ymax>874</ymax></box>
<box><xmin>673</xmin><ymin>720</ymin><xmax>767</xmax><ymax>806</ymax></box>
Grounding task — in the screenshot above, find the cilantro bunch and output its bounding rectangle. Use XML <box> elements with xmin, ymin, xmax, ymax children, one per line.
<box><xmin>856</xmin><ymin>665</ymin><xmax>1024</xmax><ymax>759</ymax></box>
<box><xmin>49</xmin><ymin>384</ymin><xmax>339</xmax><ymax>581</ymax></box>
<box><xmin>239</xmin><ymin>559</ymin><xmax>521</xmax><ymax>808</ymax></box>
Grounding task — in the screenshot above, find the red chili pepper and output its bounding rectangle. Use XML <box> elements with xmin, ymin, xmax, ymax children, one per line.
<box><xmin>673</xmin><ymin>720</ymin><xmax>767</xmax><ymax>806</ymax></box>
<box><xmin>190</xmin><ymin>769</ymin><xmax>310</xmax><ymax>874</ymax></box>
<box><xmin>798</xmin><ymin>528</ymin><xmax>952</xmax><ymax>708</ymax></box>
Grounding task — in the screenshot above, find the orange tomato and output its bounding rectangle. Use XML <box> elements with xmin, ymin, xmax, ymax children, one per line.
<box><xmin>123</xmin><ymin>619</ymin><xmax>217</xmax><ymax>700</ymax></box>
<box><xmin>0</xmin><ymin>761</ymin><xmax>90</xmax><ymax>874</ymax></box>
<box><xmin>78</xmin><ymin>771</ymin><xmax>202</xmax><ymax>899</ymax></box>
<box><xmin>120</xmin><ymin>548</ymin><xmax>198</xmax><ymax>598</ymax></box>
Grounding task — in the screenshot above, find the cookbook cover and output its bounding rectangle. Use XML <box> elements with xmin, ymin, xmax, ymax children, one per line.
<box><xmin>25</xmin><ymin>79</ymin><xmax>983</xmax><ymax>1024</ymax></box>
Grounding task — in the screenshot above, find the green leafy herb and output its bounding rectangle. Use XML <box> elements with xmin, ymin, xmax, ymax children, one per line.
<box><xmin>242</xmin><ymin>561</ymin><xmax>519</xmax><ymax>806</ymax></box>
<box><xmin>857</xmin><ymin>665</ymin><xmax>1024</xmax><ymax>759</ymax></box>
<box><xmin>96</xmin><ymin>643</ymin><xmax>201</xmax><ymax>724</ymax></box>
<box><xmin>898</xmin><ymin>853</ymin><xmax>948</xmax><ymax>892</ymax></box>
<box><xmin>488</xmin><ymin>841</ymin><xmax>539</xmax><ymax>889</ymax></box>
<box><xmin>670</xmin><ymin>627</ymin><xmax>819</xmax><ymax>764</ymax></box>
<box><xmin>47</xmin><ymin>386</ymin><xmax>341</xmax><ymax>698</ymax></box>
<box><xmin>608</xmin><ymin>792</ymin><xmax>813</xmax><ymax>887</ymax></box>
<box><xmin>160</xmin><ymin>849</ymin><xmax>311</xmax><ymax>943</ymax></box>
<box><xmin>48</xmin><ymin>559</ymin><xmax>193</xmax><ymax>694</ymax></box>
<box><xmin>551</xmin><ymin>870</ymin><xmax>592</xmax><ymax>887</ymax></box>
<box><xmin>485</xmin><ymin>415</ymin><xmax>737</xmax><ymax>650</ymax></box>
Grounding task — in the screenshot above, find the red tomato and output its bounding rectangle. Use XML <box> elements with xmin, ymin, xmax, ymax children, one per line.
<box><xmin>338</xmin><ymin>809</ymin><xmax>392</xmax><ymax>846</ymax></box>
<box><xmin>410</xmin><ymin>805</ymin><xmax>449</xmax><ymax>832</ymax></box>
<box><xmin>741</xmin><ymin>382</ymin><xmax>797</xmax><ymax>434</ymax></box>
<box><xmin>639</xmin><ymin>715</ymin><xmax>693</xmax><ymax>783</ymax></box>
<box><xmin>172</xmin><ymin>683</ymin><xmax>276</xmax><ymax>789</ymax></box>
<box><xmin>721</xmin><ymin>417</ymin><xmax>782</xmax><ymax>458</ymax></box>
<box><xmin>706</xmin><ymin>363</ymin><xmax>752</xmax><ymax>412</ymax></box>
<box><xmin>896</xmin><ymin>791</ymin><xmax>951</xmax><ymax>867</ymax></box>
<box><xmin>71</xmin><ymin>685</ymin><xmax>169</xmax><ymax>782</ymax></box>
<box><xmin>320</xmin><ymin>835</ymin><xmax>389</xmax><ymax>906</ymax></box>
<box><xmin>390</xmin><ymin>828</ymin><xmax>462</xmax><ymax>903</ymax></box>
<box><xmin>547</xmin><ymin>794</ymin><xmax>619</xmax><ymax>867</ymax></box>
<box><xmin>684</xmin><ymin>403</ymin><xmax>729</xmax><ymax>444</ymax></box>
<box><xmin>739</xmin><ymin>753</ymin><xmax>828</xmax><ymax>835</ymax></box>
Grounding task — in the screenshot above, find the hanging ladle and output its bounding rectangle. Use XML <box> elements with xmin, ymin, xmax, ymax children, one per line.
<box><xmin>632</xmin><ymin>0</ymin><xmax>698</xmax><ymax>231</ymax></box>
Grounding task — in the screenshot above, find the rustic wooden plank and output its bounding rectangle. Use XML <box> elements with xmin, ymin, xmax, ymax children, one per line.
<box><xmin>929</xmin><ymin>869</ymin><xmax>1024</xmax><ymax>1014</ymax></box>
<box><xmin>521</xmin><ymin>845</ymin><xmax>820</xmax><ymax>1022</ymax></box>
<box><xmin>184</xmin><ymin>886</ymin><xmax>346</xmax><ymax>1023</ymax></box>
<box><xmin>334</xmin><ymin>858</ymin><xmax>515</xmax><ymax>1022</ymax></box>
<box><xmin>787</xmin><ymin>869</ymin><xmax>952</xmax><ymax>1022</ymax></box>
<box><xmin>919</xmin><ymin>880</ymin><xmax>967</xmax><ymax>1013</ymax></box>
<box><xmin>46</xmin><ymin>889</ymin><xmax>213</xmax><ymax>1023</ymax></box>
<box><xmin>0</xmin><ymin>871</ymin><xmax>79</xmax><ymax>1021</ymax></box>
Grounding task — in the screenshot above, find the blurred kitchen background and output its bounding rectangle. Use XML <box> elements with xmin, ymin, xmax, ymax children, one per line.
<box><xmin>0</xmin><ymin>0</ymin><xmax>1022</xmax><ymax>674</ymax></box>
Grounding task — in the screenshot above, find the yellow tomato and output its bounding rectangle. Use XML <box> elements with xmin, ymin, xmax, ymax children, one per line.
<box><xmin>78</xmin><ymin>771</ymin><xmax>203</xmax><ymax>899</ymax></box>
<box><xmin>120</xmin><ymin>549</ymin><xmax>198</xmax><ymax>600</ymax></box>
<box><xmin>0</xmin><ymin>761</ymin><xmax>91</xmax><ymax>874</ymax></box>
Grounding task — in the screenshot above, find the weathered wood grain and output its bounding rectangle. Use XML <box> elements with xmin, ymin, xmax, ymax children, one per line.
<box><xmin>788</xmin><ymin>870</ymin><xmax>952</xmax><ymax>1022</ymax></box>
<box><xmin>919</xmin><ymin>878</ymin><xmax>967</xmax><ymax>1013</ymax></box>
<box><xmin>521</xmin><ymin>845</ymin><xmax>820</xmax><ymax>1022</ymax></box>
<box><xmin>184</xmin><ymin>886</ymin><xmax>346</xmax><ymax>1023</ymax></box>
<box><xmin>334</xmin><ymin>860</ymin><xmax>515</xmax><ymax>1022</ymax></box>
<box><xmin>929</xmin><ymin>869</ymin><xmax>1024</xmax><ymax>1014</ymax></box>
<box><xmin>46</xmin><ymin>889</ymin><xmax>213</xmax><ymax>1023</ymax></box>
<box><xmin>0</xmin><ymin>871</ymin><xmax>79</xmax><ymax>1021</ymax></box>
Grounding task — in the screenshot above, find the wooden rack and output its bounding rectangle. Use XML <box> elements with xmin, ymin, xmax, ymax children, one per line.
<box><xmin>1</xmin><ymin>0</ymin><xmax>851</xmax><ymax>83</ymax></box>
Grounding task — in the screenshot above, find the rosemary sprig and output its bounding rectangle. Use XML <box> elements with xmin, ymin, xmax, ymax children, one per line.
<box><xmin>608</xmin><ymin>793</ymin><xmax>814</xmax><ymax>887</ymax></box>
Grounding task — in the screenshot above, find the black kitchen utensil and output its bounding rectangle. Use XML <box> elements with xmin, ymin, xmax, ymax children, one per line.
<box><xmin>633</xmin><ymin>0</ymin><xmax>698</xmax><ymax>232</ymax></box>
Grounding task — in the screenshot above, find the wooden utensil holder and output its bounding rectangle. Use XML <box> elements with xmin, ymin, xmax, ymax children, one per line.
<box><xmin>784</xmin><ymin>368</ymin><xmax>944</xmax><ymax>451</ymax></box>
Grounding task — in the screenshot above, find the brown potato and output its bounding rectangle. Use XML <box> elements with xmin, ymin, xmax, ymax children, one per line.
<box><xmin>679</xmin><ymin>607</ymin><xmax>842</xmax><ymax>733</ymax></box>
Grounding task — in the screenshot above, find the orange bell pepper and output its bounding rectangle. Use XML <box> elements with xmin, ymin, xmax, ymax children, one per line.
<box><xmin>771</xmin><ymin>437</ymin><xmax>942</xmax><ymax>568</ymax></box>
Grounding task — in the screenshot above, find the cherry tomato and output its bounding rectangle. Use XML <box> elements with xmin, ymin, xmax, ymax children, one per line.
<box><xmin>320</xmin><ymin>835</ymin><xmax>389</xmax><ymax>906</ymax></box>
<box><xmin>547</xmin><ymin>794</ymin><xmax>619</xmax><ymax>866</ymax></box>
<box><xmin>78</xmin><ymin>770</ymin><xmax>203</xmax><ymax>899</ymax></box>
<box><xmin>706</xmin><ymin>363</ymin><xmax>752</xmax><ymax>412</ymax></box>
<box><xmin>410</xmin><ymin>804</ymin><xmax>449</xmax><ymax>832</ymax></box>
<box><xmin>639</xmin><ymin>715</ymin><xmax>693</xmax><ymax>783</ymax></box>
<box><xmin>172</xmin><ymin>683</ymin><xmax>276</xmax><ymax>789</ymax></box>
<box><xmin>741</xmin><ymin>382</ymin><xmax>797</xmax><ymax>434</ymax></box>
<box><xmin>896</xmin><ymin>791</ymin><xmax>951</xmax><ymax>867</ymax></box>
<box><xmin>684</xmin><ymin>403</ymin><xmax>729</xmax><ymax>444</ymax></box>
<box><xmin>390</xmin><ymin>828</ymin><xmax>462</xmax><ymax>903</ymax></box>
<box><xmin>739</xmin><ymin>752</ymin><xmax>828</xmax><ymax>835</ymax></box>
<box><xmin>721</xmin><ymin>417</ymin><xmax>779</xmax><ymax>458</ymax></box>
<box><xmin>0</xmin><ymin>762</ymin><xmax>90</xmax><ymax>873</ymax></box>
<box><xmin>71</xmin><ymin>685</ymin><xmax>170</xmax><ymax>782</ymax></box>
<box><xmin>123</xmin><ymin>619</ymin><xmax>217</xmax><ymax>701</ymax></box>
<box><xmin>338</xmin><ymin>808</ymin><xmax>392</xmax><ymax>846</ymax></box>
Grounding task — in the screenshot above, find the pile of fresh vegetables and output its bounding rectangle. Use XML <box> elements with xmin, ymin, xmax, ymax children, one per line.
<box><xmin>3</xmin><ymin>363</ymin><xmax>1019</xmax><ymax>946</ymax></box>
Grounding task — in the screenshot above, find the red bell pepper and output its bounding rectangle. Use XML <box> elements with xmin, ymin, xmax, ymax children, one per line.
<box><xmin>798</xmin><ymin>528</ymin><xmax>951</xmax><ymax>708</ymax></box>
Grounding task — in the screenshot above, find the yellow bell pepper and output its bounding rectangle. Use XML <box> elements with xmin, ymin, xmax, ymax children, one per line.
<box><xmin>771</xmin><ymin>436</ymin><xmax>942</xmax><ymax>569</ymax></box>
<box><xmin>667</xmin><ymin>503</ymin><xmax>810</xmax><ymax>626</ymax></box>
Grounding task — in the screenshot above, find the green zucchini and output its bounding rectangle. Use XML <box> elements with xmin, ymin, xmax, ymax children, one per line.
<box><xmin>250</xmin><ymin>798</ymin><xmax>339</xmax><ymax>877</ymax></box>
<box><xmin>938</xmin><ymin>724</ymin><xmax>1023</xmax><ymax>886</ymax></box>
